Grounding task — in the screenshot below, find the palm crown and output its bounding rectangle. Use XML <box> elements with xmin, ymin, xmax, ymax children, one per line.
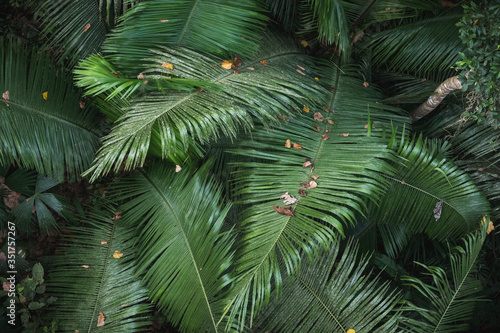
<box><xmin>1</xmin><ymin>0</ymin><xmax>499</xmax><ymax>332</ymax></box>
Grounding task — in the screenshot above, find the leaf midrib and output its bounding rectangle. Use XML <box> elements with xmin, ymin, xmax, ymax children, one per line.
<box><xmin>141</xmin><ymin>171</ymin><xmax>217</xmax><ymax>331</ymax></box>
<box><xmin>176</xmin><ymin>0</ymin><xmax>201</xmax><ymax>47</ymax></box>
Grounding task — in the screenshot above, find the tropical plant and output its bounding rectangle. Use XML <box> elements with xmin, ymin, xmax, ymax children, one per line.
<box><xmin>1</xmin><ymin>0</ymin><xmax>498</xmax><ymax>332</ymax></box>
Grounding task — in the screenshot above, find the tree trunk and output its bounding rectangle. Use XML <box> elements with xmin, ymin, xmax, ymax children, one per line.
<box><xmin>410</xmin><ymin>75</ymin><xmax>462</xmax><ymax>122</ymax></box>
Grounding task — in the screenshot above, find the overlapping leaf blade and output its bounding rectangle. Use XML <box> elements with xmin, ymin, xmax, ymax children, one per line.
<box><xmin>113</xmin><ymin>162</ymin><xmax>235</xmax><ymax>333</ymax></box>
<box><xmin>103</xmin><ymin>0</ymin><xmax>268</xmax><ymax>70</ymax></box>
<box><xmin>85</xmin><ymin>32</ymin><xmax>324</xmax><ymax>180</ymax></box>
<box><xmin>225</xmin><ymin>66</ymin><xmax>409</xmax><ymax>329</ymax></box>
<box><xmin>48</xmin><ymin>205</ymin><xmax>152</xmax><ymax>332</ymax></box>
<box><xmin>251</xmin><ymin>241</ymin><xmax>402</xmax><ymax>333</ymax></box>
<box><xmin>0</xmin><ymin>40</ymin><xmax>101</xmax><ymax>181</ymax></box>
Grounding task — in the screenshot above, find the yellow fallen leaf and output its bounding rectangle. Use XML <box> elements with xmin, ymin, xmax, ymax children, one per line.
<box><xmin>42</xmin><ymin>91</ymin><xmax>48</xmax><ymax>100</ymax></box>
<box><xmin>300</xmin><ymin>40</ymin><xmax>308</xmax><ymax>47</ymax></box>
<box><xmin>113</xmin><ymin>250</ymin><xmax>123</xmax><ymax>258</ymax></box>
<box><xmin>221</xmin><ymin>60</ymin><xmax>232</xmax><ymax>70</ymax></box>
<box><xmin>314</xmin><ymin>77</ymin><xmax>319</xmax><ymax>81</ymax></box>
<box><xmin>285</xmin><ymin>139</ymin><xmax>291</xmax><ymax>148</ymax></box>
<box><xmin>347</xmin><ymin>330</ymin><xmax>355</xmax><ymax>333</ymax></box>
<box><xmin>487</xmin><ymin>221</ymin><xmax>495</xmax><ymax>235</ymax></box>
<box><xmin>161</xmin><ymin>62</ymin><xmax>174</xmax><ymax>70</ymax></box>
<box><xmin>97</xmin><ymin>312</ymin><xmax>106</xmax><ymax>327</ymax></box>
<box><xmin>303</xmin><ymin>106</ymin><xmax>310</xmax><ymax>113</ymax></box>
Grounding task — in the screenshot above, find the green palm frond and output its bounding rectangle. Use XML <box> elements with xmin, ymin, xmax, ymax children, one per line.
<box><xmin>367</xmin><ymin>11</ymin><xmax>466</xmax><ymax>79</ymax></box>
<box><xmin>35</xmin><ymin>0</ymin><xmax>135</xmax><ymax>66</ymax></box>
<box><xmin>251</xmin><ymin>241</ymin><xmax>402</xmax><ymax>333</ymax></box>
<box><xmin>11</xmin><ymin>175</ymin><xmax>68</xmax><ymax>233</ymax></box>
<box><xmin>363</xmin><ymin>135</ymin><xmax>490</xmax><ymax>256</ymax></box>
<box><xmin>308</xmin><ymin>0</ymin><xmax>350</xmax><ymax>59</ymax></box>
<box><xmin>224</xmin><ymin>66</ymin><xmax>408</xmax><ymax>330</ymax></box>
<box><xmin>112</xmin><ymin>161</ymin><xmax>235</xmax><ymax>333</ymax></box>
<box><xmin>0</xmin><ymin>40</ymin><xmax>101</xmax><ymax>182</ymax></box>
<box><xmin>400</xmin><ymin>218</ymin><xmax>489</xmax><ymax>333</ymax></box>
<box><xmin>74</xmin><ymin>54</ymin><xmax>217</xmax><ymax>101</ymax></box>
<box><xmin>48</xmin><ymin>204</ymin><xmax>152</xmax><ymax>332</ymax></box>
<box><xmin>84</xmin><ymin>32</ymin><xmax>325</xmax><ymax>181</ymax></box>
<box><xmin>103</xmin><ymin>0</ymin><xmax>268</xmax><ymax>70</ymax></box>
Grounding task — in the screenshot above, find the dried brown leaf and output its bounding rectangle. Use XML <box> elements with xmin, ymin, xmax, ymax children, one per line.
<box><xmin>97</xmin><ymin>312</ymin><xmax>106</xmax><ymax>327</ymax></box>
<box><xmin>293</xmin><ymin>143</ymin><xmax>303</xmax><ymax>149</ymax></box>
<box><xmin>285</xmin><ymin>139</ymin><xmax>291</xmax><ymax>148</ymax></box>
<box><xmin>300</xmin><ymin>180</ymin><xmax>317</xmax><ymax>189</ymax></box>
<box><xmin>298</xmin><ymin>189</ymin><xmax>306</xmax><ymax>197</ymax></box>
<box><xmin>313</xmin><ymin>112</ymin><xmax>324</xmax><ymax>122</ymax></box>
<box><xmin>280</xmin><ymin>192</ymin><xmax>298</xmax><ymax>205</ymax></box>
<box><xmin>273</xmin><ymin>205</ymin><xmax>295</xmax><ymax>217</ymax></box>
<box><xmin>321</xmin><ymin>134</ymin><xmax>329</xmax><ymax>141</ymax></box>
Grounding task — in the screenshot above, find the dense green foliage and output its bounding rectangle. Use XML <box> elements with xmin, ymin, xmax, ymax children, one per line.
<box><xmin>1</xmin><ymin>1</ymin><xmax>499</xmax><ymax>332</ymax></box>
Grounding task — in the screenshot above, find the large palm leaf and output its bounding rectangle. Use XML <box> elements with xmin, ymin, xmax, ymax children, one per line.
<box><xmin>34</xmin><ymin>0</ymin><xmax>135</xmax><ymax>66</ymax></box>
<box><xmin>400</xmin><ymin>217</ymin><xmax>489</xmax><ymax>332</ymax></box>
<box><xmin>48</xmin><ymin>205</ymin><xmax>152</xmax><ymax>332</ymax></box>
<box><xmin>367</xmin><ymin>10</ymin><xmax>466</xmax><ymax>80</ymax></box>
<box><xmin>250</xmin><ymin>241</ymin><xmax>402</xmax><ymax>333</ymax></box>
<box><xmin>0</xmin><ymin>40</ymin><xmax>101</xmax><ymax>181</ymax></box>
<box><xmin>223</xmin><ymin>65</ymin><xmax>409</xmax><ymax>330</ymax></box>
<box><xmin>102</xmin><ymin>0</ymin><xmax>268</xmax><ymax>70</ymax></box>
<box><xmin>84</xmin><ymin>32</ymin><xmax>325</xmax><ymax>181</ymax></box>
<box><xmin>355</xmin><ymin>135</ymin><xmax>490</xmax><ymax>258</ymax></box>
<box><xmin>112</xmin><ymin>161</ymin><xmax>235</xmax><ymax>333</ymax></box>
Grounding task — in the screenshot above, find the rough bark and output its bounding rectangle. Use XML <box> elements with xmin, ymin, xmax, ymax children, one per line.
<box><xmin>410</xmin><ymin>75</ymin><xmax>462</xmax><ymax>122</ymax></box>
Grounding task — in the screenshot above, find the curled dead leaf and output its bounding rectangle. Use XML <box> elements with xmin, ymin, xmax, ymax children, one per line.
<box><xmin>280</xmin><ymin>192</ymin><xmax>298</xmax><ymax>205</ymax></box>
<box><xmin>112</xmin><ymin>250</ymin><xmax>123</xmax><ymax>259</ymax></box>
<box><xmin>340</xmin><ymin>133</ymin><xmax>349</xmax><ymax>137</ymax></box>
<box><xmin>273</xmin><ymin>205</ymin><xmax>295</xmax><ymax>217</ymax></box>
<box><xmin>285</xmin><ymin>139</ymin><xmax>291</xmax><ymax>148</ymax></box>
<box><xmin>97</xmin><ymin>312</ymin><xmax>106</xmax><ymax>327</ymax></box>
<box><xmin>259</xmin><ymin>60</ymin><xmax>267</xmax><ymax>66</ymax></box>
<box><xmin>300</xmin><ymin>180</ymin><xmax>317</xmax><ymax>189</ymax></box>
<box><xmin>303</xmin><ymin>106</ymin><xmax>310</xmax><ymax>113</ymax></box>
<box><xmin>84</xmin><ymin>23</ymin><xmax>91</xmax><ymax>32</ymax></box>
<box><xmin>233</xmin><ymin>57</ymin><xmax>242</xmax><ymax>67</ymax></box>
<box><xmin>293</xmin><ymin>143</ymin><xmax>303</xmax><ymax>149</ymax></box>
<box><xmin>162</xmin><ymin>62</ymin><xmax>174</xmax><ymax>70</ymax></box>
<box><xmin>433</xmin><ymin>199</ymin><xmax>444</xmax><ymax>220</ymax></box>
<box><xmin>303</xmin><ymin>160</ymin><xmax>312</xmax><ymax>168</ymax></box>
<box><xmin>298</xmin><ymin>189</ymin><xmax>306</xmax><ymax>197</ymax></box>
<box><xmin>312</xmin><ymin>124</ymin><xmax>321</xmax><ymax>131</ymax></box>
<box><xmin>313</xmin><ymin>112</ymin><xmax>324</xmax><ymax>122</ymax></box>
